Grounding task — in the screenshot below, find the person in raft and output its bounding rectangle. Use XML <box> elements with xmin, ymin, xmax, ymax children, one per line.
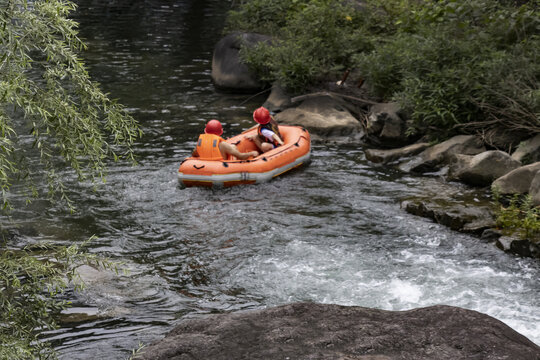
<box><xmin>248</xmin><ymin>106</ymin><xmax>284</xmax><ymax>153</ymax></box>
<box><xmin>192</xmin><ymin>120</ymin><xmax>259</xmax><ymax>160</ymax></box>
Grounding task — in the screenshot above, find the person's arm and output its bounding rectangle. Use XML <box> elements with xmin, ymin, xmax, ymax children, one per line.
<box><xmin>270</xmin><ymin>117</ymin><xmax>284</xmax><ymax>145</ymax></box>
<box><xmin>261</xmin><ymin>128</ymin><xmax>284</xmax><ymax>146</ymax></box>
<box><xmin>219</xmin><ymin>142</ymin><xmax>258</xmax><ymax>160</ymax></box>
<box><xmin>272</xmin><ymin>133</ymin><xmax>284</xmax><ymax>146</ymax></box>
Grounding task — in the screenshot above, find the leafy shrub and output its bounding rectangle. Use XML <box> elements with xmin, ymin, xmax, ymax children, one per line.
<box><xmin>228</xmin><ymin>0</ymin><xmax>371</xmax><ymax>91</ymax></box>
<box><xmin>226</xmin><ymin>0</ymin><xmax>539</xmax><ymax>139</ymax></box>
<box><xmin>240</xmin><ymin>40</ymin><xmax>322</xmax><ymax>91</ymax></box>
<box><xmin>353</xmin><ymin>0</ymin><xmax>540</xmax><ymax>139</ymax></box>
<box><xmin>225</xmin><ymin>0</ymin><xmax>298</xmax><ymax>35</ymax></box>
<box><xmin>356</xmin><ymin>32</ymin><xmax>490</xmax><ymax>138</ymax></box>
<box><xmin>493</xmin><ymin>193</ymin><xmax>540</xmax><ymax>243</ymax></box>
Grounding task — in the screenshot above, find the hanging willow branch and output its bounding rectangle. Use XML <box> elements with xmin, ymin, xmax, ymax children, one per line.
<box><xmin>0</xmin><ymin>0</ymin><xmax>142</xmax><ymax>210</ymax></box>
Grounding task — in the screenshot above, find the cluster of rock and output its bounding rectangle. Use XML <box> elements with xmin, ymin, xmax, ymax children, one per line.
<box><xmin>363</xmin><ymin>106</ymin><xmax>540</xmax><ymax>199</ymax></box>
<box><xmin>362</xmin><ymin>104</ymin><xmax>540</xmax><ymax>258</ymax></box>
<box><xmin>212</xmin><ymin>32</ymin><xmax>540</xmax><ymax>259</ymax></box>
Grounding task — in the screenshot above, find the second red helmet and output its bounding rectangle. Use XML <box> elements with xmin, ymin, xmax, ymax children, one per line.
<box><xmin>253</xmin><ymin>107</ymin><xmax>271</xmax><ymax>125</ymax></box>
<box><xmin>204</xmin><ymin>119</ymin><xmax>223</xmax><ymax>136</ymax></box>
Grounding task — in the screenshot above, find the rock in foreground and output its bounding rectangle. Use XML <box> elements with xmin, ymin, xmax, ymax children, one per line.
<box><xmin>136</xmin><ymin>302</ymin><xmax>539</xmax><ymax>360</ymax></box>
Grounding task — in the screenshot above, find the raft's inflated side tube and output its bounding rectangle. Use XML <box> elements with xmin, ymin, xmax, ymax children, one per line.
<box><xmin>178</xmin><ymin>125</ymin><xmax>311</xmax><ymax>187</ymax></box>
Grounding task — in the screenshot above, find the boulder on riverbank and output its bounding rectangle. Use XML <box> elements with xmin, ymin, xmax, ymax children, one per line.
<box><xmin>211</xmin><ymin>32</ymin><xmax>271</xmax><ymax>92</ymax></box>
<box><xmin>496</xmin><ymin>235</ymin><xmax>540</xmax><ymax>258</ymax></box>
<box><xmin>531</xmin><ymin>171</ymin><xmax>540</xmax><ymax>206</ymax></box>
<box><xmin>262</xmin><ymin>82</ymin><xmax>292</xmax><ymax>113</ymax></box>
<box><xmin>398</xmin><ymin>135</ymin><xmax>485</xmax><ymax>173</ymax></box>
<box><xmin>511</xmin><ymin>134</ymin><xmax>540</xmax><ymax>164</ymax></box>
<box><xmin>492</xmin><ymin>162</ymin><xmax>540</xmax><ymax>196</ymax></box>
<box><xmin>401</xmin><ymin>199</ymin><xmax>496</xmax><ymax>234</ymax></box>
<box><xmin>365</xmin><ymin>142</ymin><xmax>430</xmax><ymax>164</ymax></box>
<box><xmin>274</xmin><ymin>95</ymin><xmax>363</xmax><ymax>141</ymax></box>
<box><xmin>364</xmin><ymin>102</ymin><xmax>411</xmax><ymax>147</ymax></box>
<box><xmin>448</xmin><ymin>150</ymin><xmax>522</xmax><ymax>187</ymax></box>
<box><xmin>135</xmin><ymin>302</ymin><xmax>540</xmax><ymax>360</ymax></box>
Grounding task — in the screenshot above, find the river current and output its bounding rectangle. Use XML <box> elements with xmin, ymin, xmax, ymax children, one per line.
<box><xmin>7</xmin><ymin>1</ymin><xmax>539</xmax><ymax>358</ymax></box>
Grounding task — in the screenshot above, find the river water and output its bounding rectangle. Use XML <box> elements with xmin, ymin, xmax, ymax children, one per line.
<box><xmin>7</xmin><ymin>1</ymin><xmax>539</xmax><ymax>358</ymax></box>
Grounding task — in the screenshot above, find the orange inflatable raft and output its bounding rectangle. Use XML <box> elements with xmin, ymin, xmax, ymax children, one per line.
<box><xmin>178</xmin><ymin>125</ymin><xmax>311</xmax><ymax>187</ymax></box>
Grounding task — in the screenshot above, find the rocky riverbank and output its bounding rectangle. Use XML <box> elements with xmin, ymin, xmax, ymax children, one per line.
<box><xmin>271</xmin><ymin>85</ymin><xmax>539</xmax><ymax>259</ymax></box>
<box><xmin>212</xmin><ymin>32</ymin><xmax>540</xmax><ymax>260</ymax></box>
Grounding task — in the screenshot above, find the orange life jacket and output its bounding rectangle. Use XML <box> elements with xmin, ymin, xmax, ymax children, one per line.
<box><xmin>195</xmin><ymin>134</ymin><xmax>224</xmax><ymax>160</ymax></box>
<box><xmin>257</xmin><ymin>119</ymin><xmax>282</xmax><ymax>147</ymax></box>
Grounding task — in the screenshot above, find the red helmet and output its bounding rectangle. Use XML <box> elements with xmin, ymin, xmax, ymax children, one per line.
<box><xmin>204</xmin><ymin>119</ymin><xmax>223</xmax><ymax>135</ymax></box>
<box><xmin>253</xmin><ymin>106</ymin><xmax>271</xmax><ymax>125</ymax></box>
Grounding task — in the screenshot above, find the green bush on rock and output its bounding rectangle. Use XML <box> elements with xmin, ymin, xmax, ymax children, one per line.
<box><xmin>493</xmin><ymin>193</ymin><xmax>540</xmax><ymax>244</ymax></box>
<box><xmin>227</xmin><ymin>0</ymin><xmax>371</xmax><ymax>91</ymax></box>
<box><xmin>354</xmin><ymin>0</ymin><xmax>539</xmax><ymax>140</ymax></box>
<box><xmin>226</xmin><ymin>0</ymin><xmax>539</xmax><ymax>140</ymax></box>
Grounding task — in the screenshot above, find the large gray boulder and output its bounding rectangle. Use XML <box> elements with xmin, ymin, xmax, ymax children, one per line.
<box><xmin>275</xmin><ymin>96</ymin><xmax>363</xmax><ymax>139</ymax></box>
<box><xmin>135</xmin><ymin>302</ymin><xmax>539</xmax><ymax>360</ymax></box>
<box><xmin>399</xmin><ymin>135</ymin><xmax>485</xmax><ymax>173</ymax></box>
<box><xmin>211</xmin><ymin>32</ymin><xmax>271</xmax><ymax>91</ymax></box>
<box><xmin>481</xmin><ymin>127</ymin><xmax>531</xmax><ymax>152</ymax></box>
<box><xmin>492</xmin><ymin>162</ymin><xmax>540</xmax><ymax>195</ymax></box>
<box><xmin>448</xmin><ymin>150</ymin><xmax>522</xmax><ymax>187</ymax></box>
<box><xmin>512</xmin><ymin>134</ymin><xmax>540</xmax><ymax>164</ymax></box>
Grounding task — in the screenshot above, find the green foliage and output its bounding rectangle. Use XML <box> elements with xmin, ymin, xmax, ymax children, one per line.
<box><xmin>0</xmin><ymin>0</ymin><xmax>142</xmax><ymax>210</ymax></box>
<box><xmin>354</xmin><ymin>0</ymin><xmax>540</xmax><ymax>139</ymax></box>
<box><xmin>228</xmin><ymin>0</ymin><xmax>371</xmax><ymax>91</ymax></box>
<box><xmin>0</xmin><ymin>238</ymin><xmax>119</xmax><ymax>360</ymax></box>
<box><xmin>227</xmin><ymin>0</ymin><xmax>539</xmax><ymax>139</ymax></box>
<box><xmin>357</xmin><ymin>32</ymin><xmax>487</xmax><ymax>137</ymax></box>
<box><xmin>225</xmin><ymin>0</ymin><xmax>297</xmax><ymax>35</ymax></box>
<box><xmin>493</xmin><ymin>192</ymin><xmax>540</xmax><ymax>243</ymax></box>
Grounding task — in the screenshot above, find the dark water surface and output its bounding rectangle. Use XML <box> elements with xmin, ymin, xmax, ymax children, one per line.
<box><xmin>7</xmin><ymin>1</ymin><xmax>539</xmax><ymax>358</ymax></box>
